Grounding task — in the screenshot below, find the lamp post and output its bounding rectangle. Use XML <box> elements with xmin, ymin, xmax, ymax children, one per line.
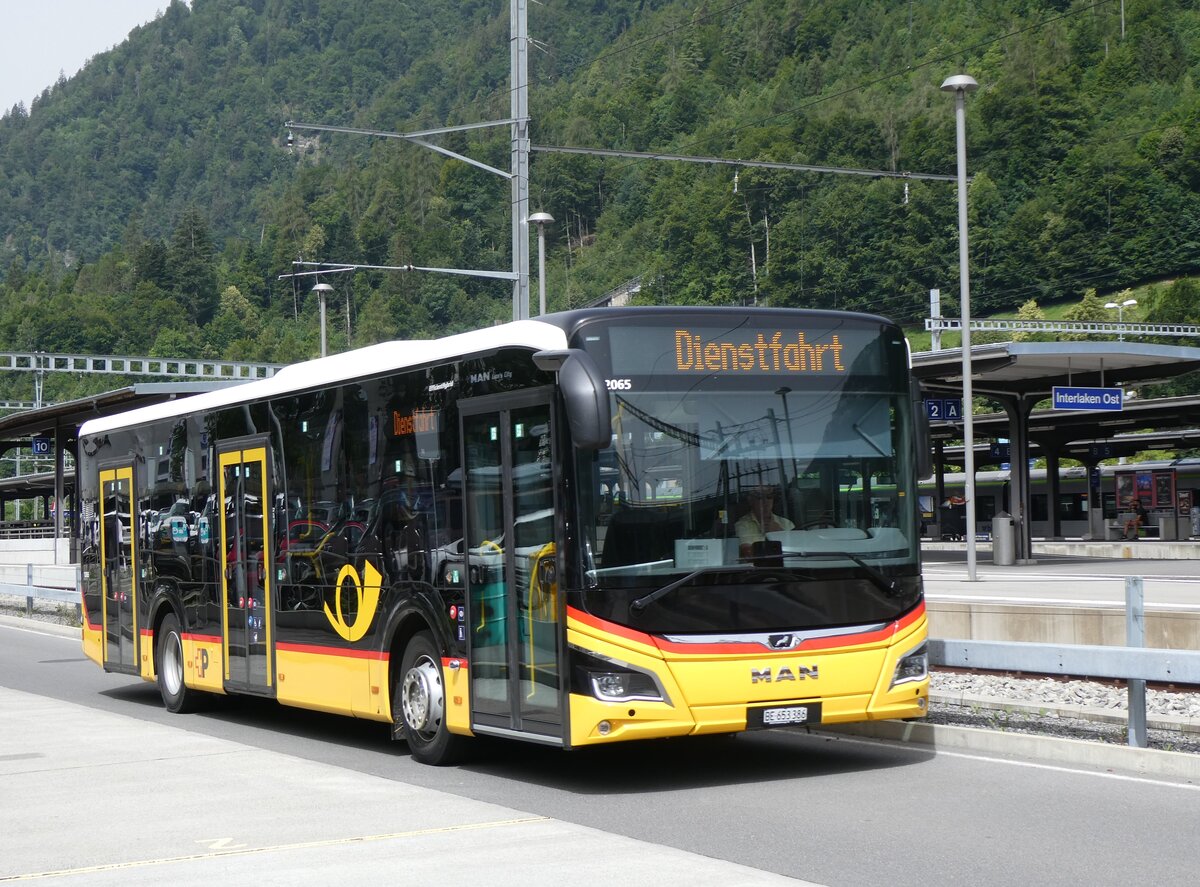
<box><xmin>775</xmin><ymin>386</ymin><xmax>798</xmax><ymax>480</ymax></box>
<box><xmin>528</xmin><ymin>211</ymin><xmax>554</xmax><ymax>316</ymax></box>
<box><xmin>1104</xmin><ymin>298</ymin><xmax>1137</xmax><ymax>341</ymax></box>
<box><xmin>312</xmin><ymin>282</ymin><xmax>333</xmax><ymax>357</ymax></box>
<box><xmin>941</xmin><ymin>72</ymin><xmax>979</xmax><ymax>581</ymax></box>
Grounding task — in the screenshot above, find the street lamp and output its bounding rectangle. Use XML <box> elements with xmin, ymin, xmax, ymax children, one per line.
<box><xmin>1104</xmin><ymin>298</ymin><xmax>1137</xmax><ymax>341</ymax></box>
<box><xmin>775</xmin><ymin>385</ymin><xmax>798</xmax><ymax>472</ymax></box>
<box><xmin>941</xmin><ymin>72</ymin><xmax>979</xmax><ymax>581</ymax></box>
<box><xmin>528</xmin><ymin>211</ymin><xmax>554</xmax><ymax>316</ymax></box>
<box><xmin>312</xmin><ymin>282</ymin><xmax>333</xmax><ymax>357</ymax></box>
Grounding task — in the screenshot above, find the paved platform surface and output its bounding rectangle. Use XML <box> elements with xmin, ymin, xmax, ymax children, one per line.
<box><xmin>0</xmin><ymin>685</ymin><xmax>809</xmax><ymax>886</ymax></box>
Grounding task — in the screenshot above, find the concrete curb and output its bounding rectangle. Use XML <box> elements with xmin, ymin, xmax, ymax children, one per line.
<box><xmin>0</xmin><ymin>614</ymin><xmax>80</xmax><ymax>639</ymax></box>
<box><xmin>818</xmin><ymin>719</ymin><xmax>1200</xmax><ymax>781</ymax></box>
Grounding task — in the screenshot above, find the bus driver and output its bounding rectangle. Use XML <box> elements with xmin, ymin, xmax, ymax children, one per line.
<box><xmin>736</xmin><ymin>487</ymin><xmax>794</xmax><ymax>557</ymax></box>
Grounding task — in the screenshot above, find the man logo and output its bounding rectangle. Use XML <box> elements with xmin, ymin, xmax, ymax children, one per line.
<box><xmin>768</xmin><ymin>634</ymin><xmax>795</xmax><ymax>649</ymax></box>
<box><xmin>751</xmin><ymin>665</ymin><xmax>819</xmax><ymax>683</ymax></box>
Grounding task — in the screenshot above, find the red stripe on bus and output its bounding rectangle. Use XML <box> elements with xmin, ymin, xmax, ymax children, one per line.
<box><xmin>182</xmin><ymin>633</ymin><xmax>222</xmax><ymax>644</ymax></box>
<box><xmin>275</xmin><ymin>642</ymin><xmax>389</xmax><ymax>661</ymax></box>
<box><xmin>567</xmin><ymin>607</ymin><xmax>657</xmax><ymax>646</ymax></box>
<box><xmin>441</xmin><ymin>657</ymin><xmax>468</xmax><ymax>670</ymax></box>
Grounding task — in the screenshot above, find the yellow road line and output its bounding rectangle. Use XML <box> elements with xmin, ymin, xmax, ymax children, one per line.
<box><xmin>1</xmin><ymin>817</ymin><xmax>552</xmax><ymax>881</ymax></box>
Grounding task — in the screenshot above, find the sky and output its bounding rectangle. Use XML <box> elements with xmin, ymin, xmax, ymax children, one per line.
<box><xmin>0</xmin><ymin>1</ymin><xmax>170</xmax><ymax>113</ymax></box>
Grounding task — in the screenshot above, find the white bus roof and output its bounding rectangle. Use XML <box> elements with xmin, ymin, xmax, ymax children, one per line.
<box><xmin>79</xmin><ymin>320</ymin><xmax>569</xmax><ymax>438</ymax></box>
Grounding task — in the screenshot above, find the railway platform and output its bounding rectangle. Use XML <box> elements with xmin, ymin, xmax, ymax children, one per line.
<box><xmin>924</xmin><ymin>537</ymin><xmax>1200</xmax><ymax>561</ymax></box>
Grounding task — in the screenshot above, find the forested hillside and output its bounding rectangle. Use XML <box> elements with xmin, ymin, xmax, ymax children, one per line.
<box><xmin>0</xmin><ymin>0</ymin><xmax>1198</xmax><ymax>403</ymax></box>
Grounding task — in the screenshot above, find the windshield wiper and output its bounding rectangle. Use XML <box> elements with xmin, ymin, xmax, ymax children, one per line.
<box><xmin>629</xmin><ymin>564</ymin><xmax>754</xmax><ymax>614</ymax></box>
<box><xmin>787</xmin><ymin>549</ymin><xmax>904</xmax><ymax>598</ymax></box>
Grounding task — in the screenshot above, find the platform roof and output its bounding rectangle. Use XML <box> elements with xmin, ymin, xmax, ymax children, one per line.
<box><xmin>913</xmin><ymin>341</ymin><xmax>1200</xmax><ymax>399</ymax></box>
<box><xmin>914</xmin><ymin>342</ymin><xmax>1200</xmax><ymax>453</ymax></box>
<box><xmin>0</xmin><ymin>381</ymin><xmax>248</xmax><ymax>444</ymax></box>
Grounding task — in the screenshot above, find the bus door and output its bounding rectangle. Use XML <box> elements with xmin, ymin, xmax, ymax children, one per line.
<box><xmin>99</xmin><ymin>465</ymin><xmax>138</xmax><ymax>674</ymax></box>
<box><xmin>218</xmin><ymin>444</ymin><xmax>275</xmax><ymax>695</ymax></box>
<box><xmin>460</xmin><ymin>391</ymin><xmax>563</xmax><ymax>742</ymax></box>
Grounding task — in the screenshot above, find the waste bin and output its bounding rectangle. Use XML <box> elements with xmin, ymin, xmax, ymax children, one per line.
<box><xmin>992</xmin><ymin>512</ymin><xmax>1015</xmax><ymax>565</ymax></box>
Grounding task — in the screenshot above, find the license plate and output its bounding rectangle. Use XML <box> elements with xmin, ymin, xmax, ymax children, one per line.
<box><xmin>747</xmin><ymin>703</ymin><xmax>821</xmax><ymax>729</ymax></box>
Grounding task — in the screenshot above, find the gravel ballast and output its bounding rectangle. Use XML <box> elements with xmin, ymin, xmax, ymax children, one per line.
<box><xmin>929</xmin><ymin>670</ymin><xmax>1200</xmax><ymax>754</ymax></box>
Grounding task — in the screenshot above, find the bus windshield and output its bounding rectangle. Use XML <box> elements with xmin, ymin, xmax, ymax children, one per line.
<box><xmin>572</xmin><ymin>313</ymin><xmax>922</xmax><ymax>634</ymax></box>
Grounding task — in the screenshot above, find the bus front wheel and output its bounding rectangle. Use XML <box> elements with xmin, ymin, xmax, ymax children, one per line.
<box><xmin>156</xmin><ymin>612</ymin><xmax>199</xmax><ymax>713</ymax></box>
<box><xmin>396</xmin><ymin>631</ymin><xmax>466</xmax><ymax>765</ymax></box>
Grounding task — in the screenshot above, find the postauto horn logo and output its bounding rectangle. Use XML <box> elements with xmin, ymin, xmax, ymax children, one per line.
<box><xmin>324</xmin><ymin>561</ymin><xmax>382</xmax><ymax>642</ymax></box>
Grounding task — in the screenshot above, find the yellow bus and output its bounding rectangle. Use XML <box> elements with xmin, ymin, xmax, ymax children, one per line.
<box><xmin>79</xmin><ymin>307</ymin><xmax>930</xmax><ymax>764</ymax></box>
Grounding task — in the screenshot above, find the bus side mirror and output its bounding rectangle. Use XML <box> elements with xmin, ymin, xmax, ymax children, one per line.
<box><xmin>534</xmin><ymin>349</ymin><xmax>612</xmax><ymax>451</ymax></box>
<box><xmin>911</xmin><ymin>379</ymin><xmax>934</xmax><ymax>480</ymax></box>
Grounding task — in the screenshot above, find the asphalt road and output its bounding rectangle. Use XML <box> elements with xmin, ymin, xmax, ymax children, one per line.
<box><xmin>2</xmin><ymin>620</ymin><xmax>1199</xmax><ymax>886</ymax></box>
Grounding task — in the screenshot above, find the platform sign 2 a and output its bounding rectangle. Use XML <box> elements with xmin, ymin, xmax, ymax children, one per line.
<box><xmin>925</xmin><ymin>398</ymin><xmax>963</xmax><ymax>422</ymax></box>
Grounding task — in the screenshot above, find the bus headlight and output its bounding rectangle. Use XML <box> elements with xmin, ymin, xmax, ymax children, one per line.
<box><xmin>571</xmin><ymin>647</ymin><xmax>669</xmax><ymax>704</ymax></box>
<box><xmin>890</xmin><ymin>643</ymin><xmax>928</xmax><ymax>689</ymax></box>
<box><xmin>589</xmin><ymin>670</ymin><xmax>661</xmax><ymax>702</ymax></box>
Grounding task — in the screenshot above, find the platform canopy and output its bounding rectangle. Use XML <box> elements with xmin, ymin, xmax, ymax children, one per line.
<box><xmin>910</xmin><ymin>340</ymin><xmax>1200</xmax><ymax>559</ymax></box>
<box><xmin>0</xmin><ymin>381</ymin><xmax>250</xmax><ymax>538</ymax></box>
<box><xmin>912</xmin><ymin>341</ymin><xmax>1200</xmax><ymax>398</ymax></box>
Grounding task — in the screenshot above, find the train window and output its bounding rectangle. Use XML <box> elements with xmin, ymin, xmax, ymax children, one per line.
<box><xmin>1059</xmin><ymin>494</ymin><xmax>1088</xmax><ymax>521</ymax></box>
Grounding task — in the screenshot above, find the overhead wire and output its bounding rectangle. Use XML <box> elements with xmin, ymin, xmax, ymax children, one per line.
<box><xmin>308</xmin><ymin>0</ymin><xmax>1176</xmax><ymax>318</ymax></box>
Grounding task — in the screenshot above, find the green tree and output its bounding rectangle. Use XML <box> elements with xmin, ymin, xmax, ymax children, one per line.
<box><xmin>1061</xmin><ymin>289</ymin><xmax>1109</xmax><ymax>341</ymax></box>
<box><xmin>167</xmin><ymin>208</ymin><xmax>218</xmax><ymax>326</ymax></box>
<box><xmin>1012</xmin><ymin>299</ymin><xmax>1049</xmax><ymax>343</ymax></box>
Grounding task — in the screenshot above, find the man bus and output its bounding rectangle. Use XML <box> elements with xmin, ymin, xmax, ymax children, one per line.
<box><xmin>79</xmin><ymin>307</ymin><xmax>930</xmax><ymax>764</ymax></box>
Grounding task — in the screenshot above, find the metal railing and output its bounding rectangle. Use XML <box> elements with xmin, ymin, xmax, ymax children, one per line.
<box><xmin>1</xmin><ymin>577</ymin><xmax>80</xmax><ymax>622</ymax></box>
<box><xmin>0</xmin><ymin>351</ymin><xmax>282</xmax><ymax>380</ymax></box>
<box><xmin>925</xmin><ymin>317</ymin><xmax>1200</xmax><ymax>338</ymax></box>
<box><xmin>930</xmin><ymin>577</ymin><xmax>1190</xmax><ymax>748</ymax></box>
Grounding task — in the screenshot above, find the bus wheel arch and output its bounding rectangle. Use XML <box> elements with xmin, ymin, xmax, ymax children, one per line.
<box><xmin>391</xmin><ymin>626</ymin><xmax>466</xmax><ymax>765</ymax></box>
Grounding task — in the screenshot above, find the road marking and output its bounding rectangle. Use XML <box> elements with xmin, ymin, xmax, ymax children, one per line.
<box><xmin>825</xmin><ymin>733</ymin><xmax>1200</xmax><ymax>792</ymax></box>
<box><xmin>0</xmin><ymin>623</ymin><xmax>78</xmax><ymax>640</ymax></box>
<box><xmin>0</xmin><ymin>817</ymin><xmax>552</xmax><ymax>881</ymax></box>
<box><xmin>931</xmin><ymin>748</ymin><xmax>1200</xmax><ymax>792</ymax></box>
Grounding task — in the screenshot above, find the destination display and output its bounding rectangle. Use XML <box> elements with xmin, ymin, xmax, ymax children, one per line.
<box><xmin>594</xmin><ymin>319</ymin><xmax>899</xmax><ymax>380</ymax></box>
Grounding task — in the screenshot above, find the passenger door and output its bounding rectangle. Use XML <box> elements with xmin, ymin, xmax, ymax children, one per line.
<box><xmin>218</xmin><ymin>443</ymin><xmax>275</xmax><ymax>695</ymax></box>
<box><xmin>99</xmin><ymin>465</ymin><xmax>138</xmax><ymax>674</ymax></box>
<box><xmin>460</xmin><ymin>391</ymin><xmax>563</xmax><ymax>742</ymax></box>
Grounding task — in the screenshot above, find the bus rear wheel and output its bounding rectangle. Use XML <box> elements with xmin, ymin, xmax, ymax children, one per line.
<box><xmin>156</xmin><ymin>612</ymin><xmax>199</xmax><ymax>713</ymax></box>
<box><xmin>395</xmin><ymin>631</ymin><xmax>466</xmax><ymax>765</ymax></box>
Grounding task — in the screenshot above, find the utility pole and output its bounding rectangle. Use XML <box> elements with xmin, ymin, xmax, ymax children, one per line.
<box><xmin>288</xmin><ymin>0</ymin><xmax>531</xmax><ymax>323</ymax></box>
<box><xmin>511</xmin><ymin>0</ymin><xmax>531</xmax><ymax>321</ymax></box>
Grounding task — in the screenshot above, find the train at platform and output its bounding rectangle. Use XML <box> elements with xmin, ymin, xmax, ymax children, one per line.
<box><xmin>921</xmin><ymin>458</ymin><xmax>1200</xmax><ymax>539</ymax></box>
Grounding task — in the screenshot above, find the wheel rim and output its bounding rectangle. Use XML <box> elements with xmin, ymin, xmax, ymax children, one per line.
<box><xmin>402</xmin><ymin>655</ymin><xmax>444</xmax><ymax>739</ymax></box>
<box><xmin>163</xmin><ymin>630</ymin><xmax>184</xmax><ymax>697</ymax></box>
